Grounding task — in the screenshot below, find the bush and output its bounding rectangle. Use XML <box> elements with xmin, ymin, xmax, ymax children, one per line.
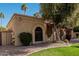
<box><xmin>73</xmin><ymin>26</ymin><xmax>79</xmax><ymax>32</ymax></box>
<box><xmin>19</xmin><ymin>32</ymin><xmax>32</xmax><ymax>46</ymax></box>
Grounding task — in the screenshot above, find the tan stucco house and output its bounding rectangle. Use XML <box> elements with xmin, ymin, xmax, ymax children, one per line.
<box><xmin>0</xmin><ymin>13</ymin><xmax>54</xmax><ymax>46</ymax></box>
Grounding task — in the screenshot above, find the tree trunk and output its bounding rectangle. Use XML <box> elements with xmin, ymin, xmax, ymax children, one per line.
<box><xmin>56</xmin><ymin>28</ymin><xmax>61</xmax><ymax>41</ymax></box>
<box><xmin>45</xmin><ymin>22</ymin><xmax>61</xmax><ymax>42</ymax></box>
<box><xmin>24</xmin><ymin>10</ymin><xmax>26</xmax><ymax>15</ymax></box>
<box><xmin>0</xmin><ymin>18</ymin><xmax>2</xmax><ymax>32</ymax></box>
<box><xmin>1</xmin><ymin>19</ymin><xmax>2</xmax><ymax>31</ymax></box>
<box><xmin>52</xmin><ymin>24</ymin><xmax>61</xmax><ymax>42</ymax></box>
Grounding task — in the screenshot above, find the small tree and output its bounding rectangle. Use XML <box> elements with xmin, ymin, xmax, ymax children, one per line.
<box><xmin>0</xmin><ymin>12</ymin><xmax>4</xmax><ymax>31</ymax></box>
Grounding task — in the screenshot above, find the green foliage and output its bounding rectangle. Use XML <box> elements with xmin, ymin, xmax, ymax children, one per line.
<box><xmin>73</xmin><ymin>26</ymin><xmax>79</xmax><ymax>38</ymax></box>
<box><xmin>40</xmin><ymin>3</ymin><xmax>78</xmax><ymax>37</ymax></box>
<box><xmin>21</xmin><ymin>3</ymin><xmax>27</xmax><ymax>15</ymax></box>
<box><xmin>0</xmin><ymin>26</ymin><xmax>6</xmax><ymax>31</ymax></box>
<box><xmin>19</xmin><ymin>32</ymin><xmax>32</xmax><ymax>46</ymax></box>
<box><xmin>40</xmin><ymin>3</ymin><xmax>78</xmax><ymax>25</ymax></box>
<box><xmin>0</xmin><ymin>12</ymin><xmax>4</xmax><ymax>18</ymax></box>
<box><xmin>73</xmin><ymin>26</ymin><xmax>79</xmax><ymax>32</ymax></box>
<box><xmin>73</xmin><ymin>13</ymin><xmax>79</xmax><ymax>27</ymax></box>
<box><xmin>0</xmin><ymin>12</ymin><xmax>5</xmax><ymax>31</ymax></box>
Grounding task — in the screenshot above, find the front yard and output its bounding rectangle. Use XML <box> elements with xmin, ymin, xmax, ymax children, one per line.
<box><xmin>31</xmin><ymin>43</ymin><xmax>79</xmax><ymax>56</ymax></box>
<box><xmin>0</xmin><ymin>40</ymin><xmax>79</xmax><ymax>56</ymax></box>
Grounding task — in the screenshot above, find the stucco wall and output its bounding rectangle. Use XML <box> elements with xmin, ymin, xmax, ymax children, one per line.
<box><xmin>2</xmin><ymin>31</ymin><xmax>12</xmax><ymax>46</ymax></box>
<box><xmin>14</xmin><ymin>16</ymin><xmax>48</xmax><ymax>46</ymax></box>
<box><xmin>7</xmin><ymin>14</ymin><xmax>49</xmax><ymax>46</ymax></box>
<box><xmin>2</xmin><ymin>32</ymin><xmax>7</xmax><ymax>46</ymax></box>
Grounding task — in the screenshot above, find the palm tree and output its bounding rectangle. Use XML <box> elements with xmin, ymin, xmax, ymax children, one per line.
<box><xmin>21</xmin><ymin>3</ymin><xmax>27</xmax><ymax>15</ymax></box>
<box><xmin>0</xmin><ymin>12</ymin><xmax>4</xmax><ymax>31</ymax></box>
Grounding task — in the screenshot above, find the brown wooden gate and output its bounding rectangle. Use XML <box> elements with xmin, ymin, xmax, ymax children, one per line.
<box><xmin>0</xmin><ymin>32</ymin><xmax>2</xmax><ymax>45</ymax></box>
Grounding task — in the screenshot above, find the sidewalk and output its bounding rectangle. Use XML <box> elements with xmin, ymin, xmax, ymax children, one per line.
<box><xmin>0</xmin><ymin>42</ymin><xmax>70</xmax><ymax>56</ymax></box>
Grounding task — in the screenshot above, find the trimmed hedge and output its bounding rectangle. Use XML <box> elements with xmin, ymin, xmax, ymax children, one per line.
<box><xmin>73</xmin><ymin>26</ymin><xmax>79</xmax><ymax>32</ymax></box>
<box><xmin>19</xmin><ymin>32</ymin><xmax>32</xmax><ymax>46</ymax></box>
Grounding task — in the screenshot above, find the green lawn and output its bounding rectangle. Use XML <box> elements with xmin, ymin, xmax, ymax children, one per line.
<box><xmin>30</xmin><ymin>43</ymin><xmax>79</xmax><ymax>56</ymax></box>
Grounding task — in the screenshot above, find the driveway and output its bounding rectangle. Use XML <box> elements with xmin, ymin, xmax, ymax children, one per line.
<box><xmin>0</xmin><ymin>42</ymin><xmax>70</xmax><ymax>56</ymax></box>
<box><xmin>70</xmin><ymin>39</ymin><xmax>79</xmax><ymax>43</ymax></box>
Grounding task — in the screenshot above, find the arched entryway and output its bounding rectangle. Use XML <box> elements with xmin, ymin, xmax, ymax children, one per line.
<box><xmin>35</xmin><ymin>27</ymin><xmax>43</xmax><ymax>41</ymax></box>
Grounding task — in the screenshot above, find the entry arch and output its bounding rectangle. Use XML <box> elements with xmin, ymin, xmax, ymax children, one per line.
<box><xmin>35</xmin><ymin>27</ymin><xmax>43</xmax><ymax>41</ymax></box>
<box><xmin>32</xmin><ymin>25</ymin><xmax>45</xmax><ymax>44</ymax></box>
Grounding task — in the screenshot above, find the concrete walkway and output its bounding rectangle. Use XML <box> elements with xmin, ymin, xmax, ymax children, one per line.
<box><xmin>0</xmin><ymin>42</ymin><xmax>70</xmax><ymax>56</ymax></box>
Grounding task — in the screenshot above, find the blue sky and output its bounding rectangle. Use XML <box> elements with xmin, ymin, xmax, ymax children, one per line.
<box><xmin>0</xmin><ymin>3</ymin><xmax>40</xmax><ymax>27</ymax></box>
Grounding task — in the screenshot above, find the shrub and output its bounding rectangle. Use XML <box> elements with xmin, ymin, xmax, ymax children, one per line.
<box><xmin>19</xmin><ymin>32</ymin><xmax>32</xmax><ymax>46</ymax></box>
<box><xmin>73</xmin><ymin>26</ymin><xmax>79</xmax><ymax>32</ymax></box>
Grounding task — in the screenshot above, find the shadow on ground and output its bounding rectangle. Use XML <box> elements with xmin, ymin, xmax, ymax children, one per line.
<box><xmin>71</xmin><ymin>46</ymin><xmax>79</xmax><ymax>48</ymax></box>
